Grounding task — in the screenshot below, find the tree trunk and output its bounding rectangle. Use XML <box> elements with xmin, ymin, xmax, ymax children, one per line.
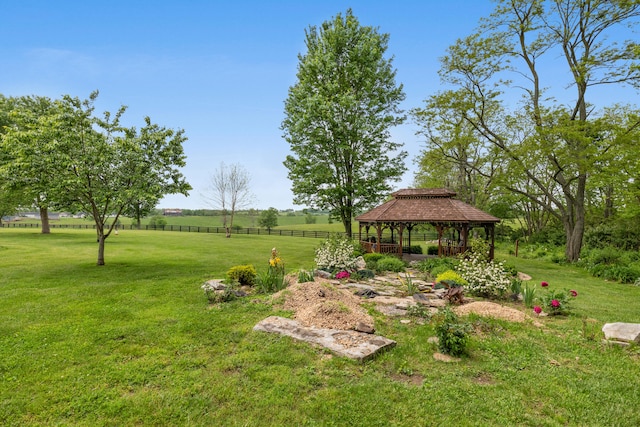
<box><xmin>97</xmin><ymin>234</ymin><xmax>106</xmax><ymax>265</ymax></box>
<box><xmin>39</xmin><ymin>206</ymin><xmax>50</xmax><ymax>234</ymax></box>
<box><xmin>564</xmin><ymin>221</ymin><xmax>584</xmax><ymax>262</ymax></box>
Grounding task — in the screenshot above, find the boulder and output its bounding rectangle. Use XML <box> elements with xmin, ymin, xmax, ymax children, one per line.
<box><xmin>602</xmin><ymin>323</ymin><xmax>640</xmax><ymax>344</ymax></box>
<box><xmin>253</xmin><ymin>316</ymin><xmax>395</xmax><ymax>362</ymax></box>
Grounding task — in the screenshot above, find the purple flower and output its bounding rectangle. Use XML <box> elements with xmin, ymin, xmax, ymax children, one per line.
<box><xmin>541</xmin><ymin>281</ymin><xmax>549</xmax><ymax>287</ymax></box>
<box><xmin>534</xmin><ymin>306</ymin><xmax>542</xmax><ymax>315</ymax></box>
<box><xmin>570</xmin><ymin>290</ymin><xmax>578</xmax><ymax>297</ymax></box>
<box><xmin>551</xmin><ymin>299</ymin><xmax>560</xmax><ymax>308</ymax></box>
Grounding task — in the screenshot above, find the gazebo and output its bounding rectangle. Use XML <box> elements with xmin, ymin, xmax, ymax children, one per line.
<box><xmin>356</xmin><ymin>188</ymin><xmax>501</xmax><ymax>260</ymax></box>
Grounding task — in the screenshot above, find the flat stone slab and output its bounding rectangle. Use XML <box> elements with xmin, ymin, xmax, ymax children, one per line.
<box><xmin>602</xmin><ymin>323</ymin><xmax>640</xmax><ymax>343</ymax></box>
<box><xmin>253</xmin><ymin>316</ymin><xmax>396</xmax><ymax>362</ymax></box>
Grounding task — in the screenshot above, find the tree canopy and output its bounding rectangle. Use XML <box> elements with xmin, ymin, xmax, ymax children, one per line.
<box><xmin>412</xmin><ymin>0</ymin><xmax>640</xmax><ymax>261</ymax></box>
<box><xmin>0</xmin><ymin>91</ymin><xmax>191</xmax><ymax>265</ymax></box>
<box><xmin>282</xmin><ymin>9</ymin><xmax>407</xmax><ymax>237</ymax></box>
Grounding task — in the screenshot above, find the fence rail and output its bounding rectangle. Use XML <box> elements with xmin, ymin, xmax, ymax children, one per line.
<box><xmin>0</xmin><ymin>222</ymin><xmax>439</xmax><ymax>241</ymax></box>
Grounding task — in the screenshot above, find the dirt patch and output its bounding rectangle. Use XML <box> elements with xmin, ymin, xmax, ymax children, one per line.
<box><xmin>454</xmin><ymin>301</ymin><xmax>529</xmax><ymax>323</ymax></box>
<box><xmin>277</xmin><ymin>280</ymin><xmax>374</xmax><ymax>331</ymax></box>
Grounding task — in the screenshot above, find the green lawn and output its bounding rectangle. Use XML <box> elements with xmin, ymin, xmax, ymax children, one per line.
<box><xmin>1</xmin><ymin>228</ymin><xmax>639</xmax><ymax>426</ymax></box>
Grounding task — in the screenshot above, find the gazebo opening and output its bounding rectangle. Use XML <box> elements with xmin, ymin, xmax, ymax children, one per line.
<box><xmin>355</xmin><ymin>188</ymin><xmax>501</xmax><ymax>260</ymax></box>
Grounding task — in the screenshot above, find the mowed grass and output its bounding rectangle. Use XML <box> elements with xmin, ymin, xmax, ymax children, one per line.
<box><xmin>1</xmin><ymin>229</ymin><xmax>639</xmax><ymax>426</ymax></box>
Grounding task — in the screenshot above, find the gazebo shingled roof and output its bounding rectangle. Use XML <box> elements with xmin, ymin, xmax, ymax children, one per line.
<box><xmin>356</xmin><ymin>188</ymin><xmax>500</xmax><ymax>259</ymax></box>
<box><xmin>356</xmin><ymin>188</ymin><xmax>500</xmax><ymax>225</ymax></box>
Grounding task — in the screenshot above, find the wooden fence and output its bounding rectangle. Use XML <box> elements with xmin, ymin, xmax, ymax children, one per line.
<box><xmin>0</xmin><ymin>222</ymin><xmax>438</xmax><ymax>242</ymax></box>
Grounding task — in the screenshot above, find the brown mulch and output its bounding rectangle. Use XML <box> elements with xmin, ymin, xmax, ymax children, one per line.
<box><xmin>276</xmin><ymin>279</ymin><xmax>374</xmax><ymax>331</ymax></box>
<box><xmin>454</xmin><ymin>301</ymin><xmax>529</xmax><ymax>323</ymax></box>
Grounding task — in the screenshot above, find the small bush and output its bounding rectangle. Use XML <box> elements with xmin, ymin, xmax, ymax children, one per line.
<box><xmin>433</xmin><ymin>307</ymin><xmax>471</xmax><ymax>357</ymax></box>
<box><xmin>427</xmin><ymin>246</ymin><xmax>439</xmax><ymax>255</ymax></box>
<box><xmin>148</xmin><ymin>215</ymin><xmax>167</xmax><ymax>228</ymax></box>
<box><xmin>256</xmin><ymin>270</ymin><xmax>288</xmax><ymax>294</ymax></box>
<box><xmin>403</xmin><ymin>245</ymin><xmax>423</xmax><ymax>254</ymax></box>
<box><xmin>226</xmin><ymin>265</ymin><xmax>257</xmax><ymax>286</ymax></box>
<box><xmin>352</xmin><ymin>269</ymin><xmax>375</xmax><ymax>280</ymax></box>
<box><xmin>429</xmin><ymin>264</ymin><xmax>452</xmax><ymax>279</ymax></box>
<box><xmin>416</xmin><ymin>257</ymin><xmax>457</xmax><ymax>274</ymax></box>
<box><xmin>434</xmin><ymin>270</ymin><xmax>468</xmax><ymax>287</ymax></box>
<box><xmin>456</xmin><ymin>252</ymin><xmax>511</xmax><ymax>299</ymax></box>
<box><xmin>297</xmin><ymin>269</ymin><xmax>315</xmax><ymax>283</ymax></box>
<box><xmin>363</xmin><ymin>253</ymin><xmax>387</xmax><ymax>263</ymax></box>
<box><xmin>315</xmin><ymin>234</ymin><xmax>358</xmax><ymax>271</ymax></box>
<box><xmin>376</xmin><ymin>257</ymin><xmax>406</xmax><ymax>273</ymax></box>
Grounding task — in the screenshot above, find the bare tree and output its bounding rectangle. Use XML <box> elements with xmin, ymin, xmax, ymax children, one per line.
<box><xmin>202</xmin><ymin>162</ymin><xmax>254</xmax><ymax>237</ymax></box>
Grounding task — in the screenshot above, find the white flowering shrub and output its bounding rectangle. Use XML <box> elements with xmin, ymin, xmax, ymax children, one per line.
<box><xmin>456</xmin><ymin>251</ymin><xmax>511</xmax><ymax>299</ymax></box>
<box><xmin>314</xmin><ymin>234</ymin><xmax>358</xmax><ymax>272</ymax></box>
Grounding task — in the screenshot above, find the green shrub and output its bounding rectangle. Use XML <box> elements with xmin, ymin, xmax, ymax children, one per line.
<box><xmin>427</xmin><ymin>246</ymin><xmax>439</xmax><ymax>255</ymax></box>
<box><xmin>403</xmin><ymin>245</ymin><xmax>423</xmax><ymax>254</ymax></box>
<box><xmin>433</xmin><ymin>307</ymin><xmax>470</xmax><ymax>357</ymax></box>
<box><xmin>297</xmin><ymin>269</ymin><xmax>315</xmax><ymax>283</ymax></box>
<box><xmin>363</xmin><ymin>252</ymin><xmax>387</xmax><ymax>263</ymax></box>
<box><xmin>226</xmin><ymin>265</ymin><xmax>257</xmax><ymax>286</ymax></box>
<box><xmin>314</xmin><ymin>234</ymin><xmax>357</xmax><ymax>271</ymax></box>
<box><xmin>256</xmin><ymin>269</ymin><xmax>288</xmax><ymax>294</ymax></box>
<box><xmin>352</xmin><ymin>269</ymin><xmax>375</xmax><ymax>280</ymax></box>
<box><xmin>148</xmin><ymin>215</ymin><xmax>167</xmax><ymax>228</ymax></box>
<box><xmin>416</xmin><ymin>257</ymin><xmax>457</xmax><ymax>274</ymax></box>
<box><xmin>376</xmin><ymin>257</ymin><xmax>406</xmax><ymax>273</ymax></box>
<box><xmin>456</xmin><ymin>252</ymin><xmax>511</xmax><ymax>299</ymax></box>
<box><xmin>434</xmin><ymin>270</ymin><xmax>468</xmax><ymax>287</ymax></box>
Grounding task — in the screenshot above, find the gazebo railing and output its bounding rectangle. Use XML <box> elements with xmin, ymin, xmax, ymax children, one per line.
<box><xmin>360</xmin><ymin>241</ymin><xmax>401</xmax><ymax>256</ymax></box>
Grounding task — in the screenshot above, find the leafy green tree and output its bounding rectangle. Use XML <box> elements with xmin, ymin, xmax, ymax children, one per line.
<box><xmin>0</xmin><ymin>95</ymin><xmax>66</xmax><ymax>233</ymax></box>
<box><xmin>413</xmin><ymin>0</ymin><xmax>640</xmax><ymax>261</ymax></box>
<box><xmin>282</xmin><ymin>9</ymin><xmax>407</xmax><ymax>237</ymax></box>
<box><xmin>53</xmin><ymin>92</ymin><xmax>191</xmax><ymax>265</ymax></box>
<box><xmin>258</xmin><ymin>207</ymin><xmax>278</xmax><ymax>230</ymax></box>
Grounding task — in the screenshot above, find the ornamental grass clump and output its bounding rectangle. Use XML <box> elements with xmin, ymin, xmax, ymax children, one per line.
<box><xmin>314</xmin><ymin>234</ymin><xmax>358</xmax><ymax>272</ymax></box>
<box><xmin>456</xmin><ymin>251</ymin><xmax>512</xmax><ymax>299</ymax></box>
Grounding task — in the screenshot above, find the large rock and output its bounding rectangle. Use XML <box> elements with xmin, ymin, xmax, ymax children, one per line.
<box><xmin>253</xmin><ymin>316</ymin><xmax>396</xmax><ymax>362</ymax></box>
<box><xmin>602</xmin><ymin>323</ymin><xmax>640</xmax><ymax>344</ymax></box>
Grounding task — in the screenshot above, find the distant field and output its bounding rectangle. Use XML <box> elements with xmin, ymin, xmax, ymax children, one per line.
<box><xmin>9</xmin><ymin>213</ymin><xmax>339</xmax><ymax>229</ymax></box>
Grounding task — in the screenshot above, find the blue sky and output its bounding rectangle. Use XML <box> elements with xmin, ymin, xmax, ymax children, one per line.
<box><xmin>3</xmin><ymin>1</ymin><xmax>634</xmax><ymax>210</ymax></box>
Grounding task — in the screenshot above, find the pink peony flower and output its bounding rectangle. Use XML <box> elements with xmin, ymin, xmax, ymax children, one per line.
<box><xmin>541</xmin><ymin>281</ymin><xmax>549</xmax><ymax>287</ymax></box>
<box><xmin>534</xmin><ymin>306</ymin><xmax>542</xmax><ymax>315</ymax></box>
<box><xmin>551</xmin><ymin>299</ymin><xmax>560</xmax><ymax>308</ymax></box>
<box><xmin>570</xmin><ymin>289</ymin><xmax>578</xmax><ymax>297</ymax></box>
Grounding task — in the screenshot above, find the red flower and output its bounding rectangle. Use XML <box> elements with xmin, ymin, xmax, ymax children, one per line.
<box><xmin>570</xmin><ymin>290</ymin><xmax>578</xmax><ymax>297</ymax></box>
<box><xmin>534</xmin><ymin>306</ymin><xmax>542</xmax><ymax>314</ymax></box>
<box><xmin>551</xmin><ymin>299</ymin><xmax>560</xmax><ymax>308</ymax></box>
<box><xmin>541</xmin><ymin>281</ymin><xmax>549</xmax><ymax>287</ymax></box>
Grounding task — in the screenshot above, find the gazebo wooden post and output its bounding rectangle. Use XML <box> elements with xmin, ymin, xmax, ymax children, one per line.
<box><xmin>376</xmin><ymin>224</ymin><xmax>383</xmax><ymax>253</ymax></box>
<box><xmin>460</xmin><ymin>226</ymin><xmax>469</xmax><ymax>254</ymax></box>
<box><xmin>436</xmin><ymin>225</ymin><xmax>444</xmax><ymax>257</ymax></box>
<box><xmin>488</xmin><ymin>225</ymin><xmax>495</xmax><ymax>260</ymax></box>
<box><xmin>398</xmin><ymin>223</ymin><xmax>404</xmax><ymax>257</ymax></box>
<box><xmin>406</xmin><ymin>223</ymin><xmax>414</xmax><ymax>255</ymax></box>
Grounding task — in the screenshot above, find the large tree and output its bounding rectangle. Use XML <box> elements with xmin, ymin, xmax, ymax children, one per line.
<box><xmin>413</xmin><ymin>0</ymin><xmax>640</xmax><ymax>261</ymax></box>
<box><xmin>0</xmin><ymin>95</ymin><xmax>67</xmax><ymax>233</ymax></box>
<box><xmin>53</xmin><ymin>92</ymin><xmax>191</xmax><ymax>265</ymax></box>
<box><xmin>202</xmin><ymin>162</ymin><xmax>253</xmax><ymax>238</ymax></box>
<box><xmin>282</xmin><ymin>9</ymin><xmax>407</xmax><ymax>237</ymax></box>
